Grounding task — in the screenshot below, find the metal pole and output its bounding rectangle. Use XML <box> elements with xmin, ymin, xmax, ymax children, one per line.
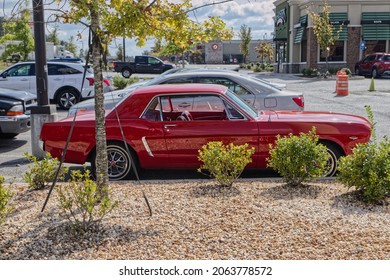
<box><xmin>123</xmin><ymin>37</ymin><xmax>126</xmax><ymax>62</ymax></box>
<box><xmin>30</xmin><ymin>0</ymin><xmax>57</xmax><ymax>158</ymax></box>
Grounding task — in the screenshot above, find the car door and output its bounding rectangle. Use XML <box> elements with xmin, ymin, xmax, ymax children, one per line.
<box><xmin>47</xmin><ymin>64</ymin><xmax>73</xmax><ymax>99</ymax></box>
<box><xmin>160</xmin><ymin>94</ymin><xmax>260</xmax><ymax>168</ymax></box>
<box><xmin>0</xmin><ymin>63</ymin><xmax>35</xmax><ymax>93</ymax></box>
<box><xmin>360</xmin><ymin>55</ymin><xmax>376</xmax><ymax>75</ymax></box>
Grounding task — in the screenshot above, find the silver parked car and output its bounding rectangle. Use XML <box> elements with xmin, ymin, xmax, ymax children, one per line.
<box><xmin>68</xmin><ymin>70</ymin><xmax>303</xmax><ymax>116</ymax></box>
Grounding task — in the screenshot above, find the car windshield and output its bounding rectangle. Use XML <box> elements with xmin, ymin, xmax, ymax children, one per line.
<box><xmin>225</xmin><ymin>89</ymin><xmax>258</xmax><ymax>118</ymax></box>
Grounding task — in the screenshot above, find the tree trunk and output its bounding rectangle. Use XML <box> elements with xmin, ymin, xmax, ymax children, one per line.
<box><xmin>91</xmin><ymin>9</ymin><xmax>109</xmax><ymax>192</ymax></box>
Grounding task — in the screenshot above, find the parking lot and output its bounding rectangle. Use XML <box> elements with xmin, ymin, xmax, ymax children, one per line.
<box><xmin>1</xmin><ymin>71</ymin><xmax>389</xmax><ymax>183</ymax></box>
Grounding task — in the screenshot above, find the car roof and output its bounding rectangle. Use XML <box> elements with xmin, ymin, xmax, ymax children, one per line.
<box><xmin>131</xmin><ymin>83</ymin><xmax>227</xmax><ymax>98</ymax></box>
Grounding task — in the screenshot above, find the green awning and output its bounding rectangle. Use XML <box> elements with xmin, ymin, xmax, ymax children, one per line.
<box><xmin>362</xmin><ymin>12</ymin><xmax>390</xmax><ymax>40</ymax></box>
<box><xmin>294</xmin><ymin>15</ymin><xmax>307</xmax><ymax>44</ymax></box>
<box><xmin>330</xmin><ymin>13</ymin><xmax>348</xmax><ymax>40</ymax></box>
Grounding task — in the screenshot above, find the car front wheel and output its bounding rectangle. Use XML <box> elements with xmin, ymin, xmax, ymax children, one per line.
<box><xmin>57</xmin><ymin>89</ymin><xmax>80</xmax><ymax>110</ymax></box>
<box><xmin>322</xmin><ymin>142</ymin><xmax>342</xmax><ymax>177</ymax></box>
<box><xmin>355</xmin><ymin>67</ymin><xmax>361</xmax><ymax>76</ymax></box>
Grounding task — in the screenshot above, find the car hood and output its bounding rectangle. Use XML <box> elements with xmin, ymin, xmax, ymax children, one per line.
<box><xmin>0</xmin><ymin>88</ymin><xmax>37</xmax><ymax>101</ymax></box>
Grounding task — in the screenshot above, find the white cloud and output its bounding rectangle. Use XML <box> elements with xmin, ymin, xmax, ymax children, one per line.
<box><xmin>2</xmin><ymin>0</ymin><xmax>275</xmax><ymax>56</ymax></box>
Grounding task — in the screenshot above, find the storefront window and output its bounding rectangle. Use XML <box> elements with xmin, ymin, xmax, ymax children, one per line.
<box><xmin>364</xmin><ymin>40</ymin><xmax>386</xmax><ymax>53</ymax></box>
<box><xmin>319</xmin><ymin>41</ymin><xmax>344</xmax><ymax>62</ymax></box>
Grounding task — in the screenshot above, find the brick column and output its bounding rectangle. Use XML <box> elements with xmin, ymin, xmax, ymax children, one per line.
<box><xmin>347</xmin><ymin>26</ymin><xmax>361</xmax><ymax>71</ymax></box>
<box><xmin>307</xmin><ymin>28</ymin><xmax>318</xmax><ymax>70</ymax></box>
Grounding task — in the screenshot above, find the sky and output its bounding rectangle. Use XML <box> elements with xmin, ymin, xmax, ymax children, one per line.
<box><xmin>2</xmin><ymin>0</ymin><xmax>275</xmax><ymax>57</ymax></box>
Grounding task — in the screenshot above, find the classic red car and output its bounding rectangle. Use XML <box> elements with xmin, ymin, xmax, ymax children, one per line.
<box><xmin>40</xmin><ymin>84</ymin><xmax>371</xmax><ymax>180</ymax></box>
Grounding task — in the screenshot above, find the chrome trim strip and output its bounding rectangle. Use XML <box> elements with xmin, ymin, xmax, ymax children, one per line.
<box><xmin>142</xmin><ymin>136</ymin><xmax>154</xmax><ymax>157</ymax></box>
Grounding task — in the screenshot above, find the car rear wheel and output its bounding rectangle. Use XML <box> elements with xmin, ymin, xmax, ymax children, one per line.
<box><xmin>92</xmin><ymin>143</ymin><xmax>135</xmax><ymax>181</ymax></box>
<box><xmin>321</xmin><ymin>142</ymin><xmax>342</xmax><ymax>177</ymax></box>
<box><xmin>57</xmin><ymin>89</ymin><xmax>80</xmax><ymax>110</ymax></box>
<box><xmin>121</xmin><ymin>68</ymin><xmax>132</xmax><ymax>78</ymax></box>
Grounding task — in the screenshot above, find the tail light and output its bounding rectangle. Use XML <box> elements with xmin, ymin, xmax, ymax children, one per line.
<box><xmin>293</xmin><ymin>96</ymin><xmax>304</xmax><ymax>108</ymax></box>
<box><xmin>6</xmin><ymin>105</ymin><xmax>24</xmax><ymax>116</ymax></box>
<box><xmin>86</xmin><ymin>77</ymin><xmax>111</xmax><ymax>87</ymax></box>
<box><xmin>103</xmin><ymin>79</ymin><xmax>111</xmax><ymax>86</ymax></box>
<box><xmin>86</xmin><ymin>77</ymin><xmax>94</xmax><ymax>86</ymax></box>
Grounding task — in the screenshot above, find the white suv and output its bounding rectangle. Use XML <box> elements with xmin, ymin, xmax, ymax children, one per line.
<box><xmin>0</xmin><ymin>61</ymin><xmax>112</xmax><ymax>109</ymax></box>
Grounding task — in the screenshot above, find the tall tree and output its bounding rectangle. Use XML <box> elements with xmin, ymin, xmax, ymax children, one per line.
<box><xmin>160</xmin><ymin>17</ymin><xmax>233</xmax><ymax>67</ymax></box>
<box><xmin>67</xmin><ymin>35</ymin><xmax>78</xmax><ymax>57</ymax></box>
<box><xmin>238</xmin><ymin>24</ymin><xmax>252</xmax><ymax>63</ymax></box>
<box><xmin>0</xmin><ymin>0</ymin><xmax>34</xmax><ymax>61</ymax></box>
<box><xmin>116</xmin><ymin>44</ymin><xmax>123</xmax><ymax>61</ymax></box>
<box><xmin>308</xmin><ymin>0</ymin><xmax>341</xmax><ymax>70</ymax></box>
<box><xmin>54</xmin><ymin>0</ymin><xmax>233</xmax><ymax>190</ymax></box>
<box><xmin>255</xmin><ymin>41</ymin><xmax>274</xmax><ymax>63</ymax></box>
<box><xmin>47</xmin><ymin>26</ymin><xmax>60</xmax><ymax>45</ymax></box>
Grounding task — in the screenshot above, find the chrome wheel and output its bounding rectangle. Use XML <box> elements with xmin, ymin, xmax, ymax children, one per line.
<box><xmin>106</xmin><ymin>144</ymin><xmax>131</xmax><ymax>180</ymax></box>
<box><xmin>323</xmin><ymin>143</ymin><xmax>341</xmax><ymax>177</ymax></box>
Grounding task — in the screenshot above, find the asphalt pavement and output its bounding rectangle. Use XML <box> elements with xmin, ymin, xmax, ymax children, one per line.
<box><xmin>1</xmin><ymin>69</ymin><xmax>389</xmax><ymax>183</ymax></box>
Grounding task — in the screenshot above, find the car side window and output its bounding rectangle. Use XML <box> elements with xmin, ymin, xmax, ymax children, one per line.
<box><xmin>162</xmin><ymin>77</ymin><xmax>194</xmax><ymax>84</ymax></box>
<box><xmin>364</xmin><ymin>55</ymin><xmax>376</xmax><ymax>63</ymax></box>
<box><xmin>7</xmin><ymin>64</ymin><xmax>32</xmax><ymax>76</ymax></box>
<box><xmin>141</xmin><ymin>97</ymin><xmax>162</xmax><ymax>121</ymax></box>
<box><xmin>148</xmin><ymin>57</ymin><xmax>160</xmax><ymax>65</ymax></box>
<box><xmin>48</xmin><ymin>64</ymin><xmax>81</xmax><ymax>75</ymax></box>
<box><xmin>198</xmin><ymin>77</ymin><xmax>251</xmax><ymax>96</ymax></box>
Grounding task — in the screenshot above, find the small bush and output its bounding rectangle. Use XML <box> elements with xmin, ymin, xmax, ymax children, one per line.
<box><xmin>0</xmin><ymin>176</ymin><xmax>13</xmax><ymax>225</ymax></box>
<box><xmin>57</xmin><ymin>169</ymin><xmax>119</xmax><ymax>233</ymax></box>
<box><xmin>24</xmin><ymin>153</ymin><xmax>68</xmax><ymax>190</ymax></box>
<box><xmin>337</xmin><ymin>106</ymin><xmax>390</xmax><ymax>203</ymax></box>
<box><xmin>198</xmin><ymin>142</ymin><xmax>254</xmax><ymax>188</ymax></box>
<box><xmin>112</xmin><ymin>76</ymin><xmax>129</xmax><ymax>90</ymax></box>
<box><xmin>267</xmin><ymin>128</ymin><xmax>328</xmax><ymax>187</ymax></box>
<box><xmin>302</xmin><ymin>68</ymin><xmax>319</xmax><ymax>77</ymax></box>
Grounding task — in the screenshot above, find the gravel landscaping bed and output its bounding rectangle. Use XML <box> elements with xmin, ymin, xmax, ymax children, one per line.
<box><xmin>1</xmin><ymin>179</ymin><xmax>390</xmax><ymax>260</ymax></box>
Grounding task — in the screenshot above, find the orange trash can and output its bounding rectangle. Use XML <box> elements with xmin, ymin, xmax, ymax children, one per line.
<box><xmin>336</xmin><ymin>70</ymin><xmax>348</xmax><ymax>96</ymax></box>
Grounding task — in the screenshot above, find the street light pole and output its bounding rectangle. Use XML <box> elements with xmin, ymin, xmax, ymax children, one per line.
<box><xmin>30</xmin><ymin>0</ymin><xmax>57</xmax><ymax>158</ymax></box>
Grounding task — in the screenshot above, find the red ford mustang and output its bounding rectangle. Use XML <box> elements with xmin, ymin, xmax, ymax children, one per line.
<box><xmin>40</xmin><ymin>84</ymin><xmax>371</xmax><ymax>180</ymax></box>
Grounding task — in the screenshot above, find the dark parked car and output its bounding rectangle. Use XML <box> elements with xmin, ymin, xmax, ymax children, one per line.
<box><xmin>355</xmin><ymin>53</ymin><xmax>390</xmax><ymax>78</ymax></box>
<box><xmin>0</xmin><ymin>88</ymin><xmax>37</xmax><ymax>138</ymax></box>
<box><xmin>41</xmin><ymin>84</ymin><xmax>371</xmax><ymax>181</ymax></box>
<box><xmin>113</xmin><ymin>55</ymin><xmax>175</xmax><ymax>78</ymax></box>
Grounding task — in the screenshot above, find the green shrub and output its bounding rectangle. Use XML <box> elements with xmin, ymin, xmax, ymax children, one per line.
<box><xmin>337</xmin><ymin>106</ymin><xmax>390</xmax><ymax>203</ymax></box>
<box><xmin>198</xmin><ymin>141</ymin><xmax>254</xmax><ymax>188</ymax></box>
<box><xmin>57</xmin><ymin>169</ymin><xmax>119</xmax><ymax>233</ymax></box>
<box><xmin>302</xmin><ymin>68</ymin><xmax>319</xmax><ymax>77</ymax></box>
<box><xmin>24</xmin><ymin>153</ymin><xmax>68</xmax><ymax>190</ymax></box>
<box><xmin>112</xmin><ymin>76</ymin><xmax>129</xmax><ymax>90</ymax></box>
<box><xmin>0</xmin><ymin>176</ymin><xmax>13</xmax><ymax>225</ymax></box>
<box><xmin>113</xmin><ymin>76</ymin><xmax>140</xmax><ymax>90</ymax></box>
<box><xmin>267</xmin><ymin>128</ymin><xmax>328</xmax><ymax>187</ymax></box>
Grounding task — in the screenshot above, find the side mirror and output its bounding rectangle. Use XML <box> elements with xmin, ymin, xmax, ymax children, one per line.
<box><xmin>1</xmin><ymin>72</ymin><xmax>7</xmax><ymax>78</ymax></box>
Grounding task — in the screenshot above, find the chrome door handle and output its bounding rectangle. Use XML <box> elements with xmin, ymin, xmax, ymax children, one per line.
<box><xmin>164</xmin><ymin>124</ymin><xmax>177</xmax><ymax>129</ymax></box>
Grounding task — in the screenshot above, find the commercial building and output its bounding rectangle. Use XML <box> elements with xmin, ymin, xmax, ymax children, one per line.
<box><xmin>273</xmin><ymin>0</ymin><xmax>390</xmax><ymax>73</ymax></box>
<box><xmin>194</xmin><ymin>40</ymin><xmax>272</xmax><ymax>64</ymax></box>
